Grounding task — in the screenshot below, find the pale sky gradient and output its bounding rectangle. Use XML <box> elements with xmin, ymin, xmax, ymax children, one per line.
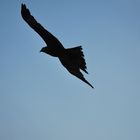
<box><xmin>0</xmin><ymin>0</ymin><xmax>140</xmax><ymax>140</ymax></box>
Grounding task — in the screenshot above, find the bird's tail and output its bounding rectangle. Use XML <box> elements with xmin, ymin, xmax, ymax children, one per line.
<box><xmin>66</xmin><ymin>46</ymin><xmax>88</xmax><ymax>74</ymax></box>
<box><xmin>60</xmin><ymin>46</ymin><xmax>94</xmax><ymax>88</ymax></box>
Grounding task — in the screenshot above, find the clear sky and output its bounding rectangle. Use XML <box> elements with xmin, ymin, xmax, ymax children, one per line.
<box><xmin>0</xmin><ymin>0</ymin><xmax>140</xmax><ymax>140</ymax></box>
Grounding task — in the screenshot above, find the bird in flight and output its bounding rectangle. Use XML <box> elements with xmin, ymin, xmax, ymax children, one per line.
<box><xmin>21</xmin><ymin>4</ymin><xmax>94</xmax><ymax>88</ymax></box>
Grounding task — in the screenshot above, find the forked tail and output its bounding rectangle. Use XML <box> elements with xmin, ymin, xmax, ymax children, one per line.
<box><xmin>66</xmin><ymin>46</ymin><xmax>88</xmax><ymax>73</ymax></box>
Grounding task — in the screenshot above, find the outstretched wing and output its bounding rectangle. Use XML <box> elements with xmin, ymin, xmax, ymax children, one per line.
<box><xmin>21</xmin><ymin>4</ymin><xmax>64</xmax><ymax>49</ymax></box>
<box><xmin>59</xmin><ymin>57</ymin><xmax>94</xmax><ymax>88</ymax></box>
<box><xmin>71</xmin><ymin>70</ymin><xmax>94</xmax><ymax>88</ymax></box>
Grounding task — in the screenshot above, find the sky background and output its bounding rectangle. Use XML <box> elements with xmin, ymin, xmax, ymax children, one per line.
<box><xmin>0</xmin><ymin>0</ymin><xmax>140</xmax><ymax>140</ymax></box>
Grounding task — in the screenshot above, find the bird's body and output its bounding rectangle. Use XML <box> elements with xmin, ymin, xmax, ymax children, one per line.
<box><xmin>21</xmin><ymin>4</ymin><xmax>94</xmax><ymax>88</ymax></box>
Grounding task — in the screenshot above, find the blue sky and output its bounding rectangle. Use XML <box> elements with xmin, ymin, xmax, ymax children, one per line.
<box><xmin>0</xmin><ymin>0</ymin><xmax>140</xmax><ymax>140</ymax></box>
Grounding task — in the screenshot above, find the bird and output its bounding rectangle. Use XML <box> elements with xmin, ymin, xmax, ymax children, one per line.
<box><xmin>21</xmin><ymin>4</ymin><xmax>94</xmax><ymax>88</ymax></box>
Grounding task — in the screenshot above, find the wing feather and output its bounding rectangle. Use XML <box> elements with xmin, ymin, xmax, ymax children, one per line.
<box><xmin>21</xmin><ymin>4</ymin><xmax>64</xmax><ymax>49</ymax></box>
<box><xmin>59</xmin><ymin>57</ymin><xmax>94</xmax><ymax>88</ymax></box>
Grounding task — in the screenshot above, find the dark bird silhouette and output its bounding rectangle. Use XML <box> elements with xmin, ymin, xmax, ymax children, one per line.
<box><xmin>21</xmin><ymin>4</ymin><xmax>94</xmax><ymax>88</ymax></box>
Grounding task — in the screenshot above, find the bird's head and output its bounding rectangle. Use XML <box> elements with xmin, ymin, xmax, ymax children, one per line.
<box><xmin>40</xmin><ymin>47</ymin><xmax>47</xmax><ymax>53</ymax></box>
<box><xmin>40</xmin><ymin>46</ymin><xmax>54</xmax><ymax>56</ymax></box>
<box><xmin>40</xmin><ymin>46</ymin><xmax>52</xmax><ymax>54</ymax></box>
<box><xmin>40</xmin><ymin>46</ymin><xmax>62</xmax><ymax>57</ymax></box>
